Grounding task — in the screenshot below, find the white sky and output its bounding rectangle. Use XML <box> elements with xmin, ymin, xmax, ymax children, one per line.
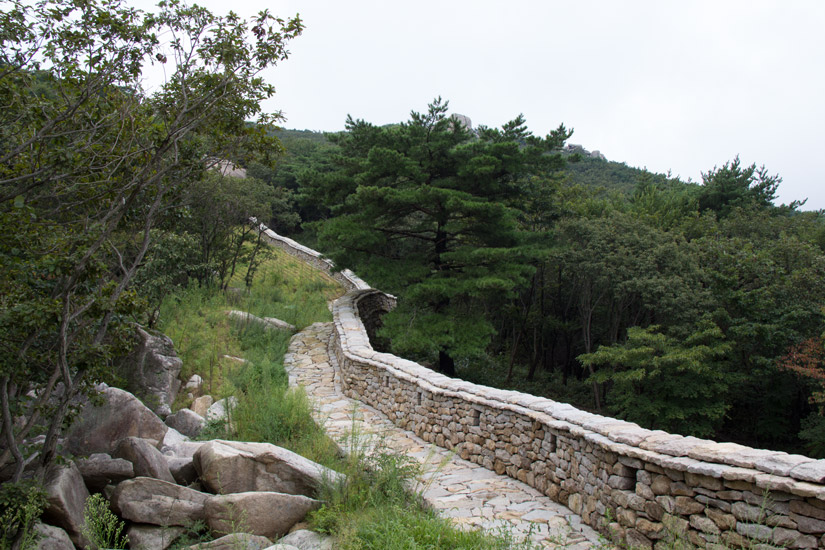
<box><xmin>134</xmin><ymin>0</ymin><xmax>825</xmax><ymax>210</ymax></box>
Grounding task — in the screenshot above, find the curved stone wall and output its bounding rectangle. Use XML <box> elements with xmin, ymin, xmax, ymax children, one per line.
<box><xmin>331</xmin><ymin>290</ymin><xmax>825</xmax><ymax>549</ymax></box>
<box><xmin>262</xmin><ymin>226</ymin><xmax>825</xmax><ymax>548</ymax></box>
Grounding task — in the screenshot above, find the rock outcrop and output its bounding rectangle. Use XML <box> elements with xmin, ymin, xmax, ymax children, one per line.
<box><xmin>118</xmin><ymin>327</ymin><xmax>183</xmax><ymax>417</ymax></box>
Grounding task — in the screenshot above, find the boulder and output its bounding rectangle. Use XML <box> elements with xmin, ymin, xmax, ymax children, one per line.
<box><xmin>113</xmin><ymin>437</ymin><xmax>175</xmax><ymax>483</ymax></box>
<box><xmin>65</xmin><ymin>386</ymin><xmax>167</xmax><ymax>456</ymax></box>
<box><xmin>185</xmin><ymin>374</ymin><xmax>204</xmax><ymax>393</ymax></box>
<box><xmin>41</xmin><ymin>462</ymin><xmax>90</xmax><ymax>549</ymax></box>
<box><xmin>166</xmin><ymin>409</ymin><xmax>206</xmax><ymax>439</ymax></box>
<box><xmin>206</xmin><ymin>397</ymin><xmax>237</xmax><ymax>423</ymax></box>
<box><xmin>33</xmin><ymin>522</ymin><xmax>75</xmax><ymax>550</ymax></box>
<box><xmin>117</xmin><ymin>327</ymin><xmax>183</xmax><ymax>417</ymax></box>
<box><xmin>163</xmin><ymin>426</ymin><xmax>190</xmax><ymax>448</ymax></box>
<box><xmin>110</xmin><ymin>477</ymin><xmax>208</xmax><ymax>527</ymax></box>
<box><xmin>189</xmin><ymin>533</ymin><xmax>272</xmax><ymax>550</ymax></box>
<box><xmin>127</xmin><ymin>524</ymin><xmax>186</xmax><ymax>550</ymax></box>
<box><xmin>191</xmin><ymin>396</ymin><xmax>214</xmax><ymax>418</ymax></box>
<box><xmin>204</xmin><ymin>492</ymin><xmax>319</xmax><ymax>538</ymax></box>
<box><xmin>75</xmin><ymin>453</ymin><xmax>134</xmax><ymax>493</ymax></box>
<box><xmin>276</xmin><ymin>530</ymin><xmax>334</xmax><ymax>550</ymax></box>
<box><xmin>167</xmin><ymin>456</ymin><xmax>198</xmax><ymax>485</ymax></box>
<box><xmin>162</xmin><ymin>440</ymin><xmax>207</xmax><ymax>460</ymax></box>
<box><xmin>193</xmin><ymin>440</ymin><xmax>342</xmax><ymax>496</ymax></box>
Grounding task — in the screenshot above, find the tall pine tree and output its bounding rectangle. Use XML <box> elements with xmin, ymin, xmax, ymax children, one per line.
<box><xmin>316</xmin><ymin>98</ymin><xmax>568</xmax><ymax>375</ymax></box>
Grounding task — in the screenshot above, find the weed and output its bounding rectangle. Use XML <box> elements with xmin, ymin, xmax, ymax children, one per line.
<box><xmin>81</xmin><ymin>493</ymin><xmax>129</xmax><ymax>550</ymax></box>
<box><xmin>0</xmin><ymin>481</ymin><xmax>46</xmax><ymax>550</ymax></box>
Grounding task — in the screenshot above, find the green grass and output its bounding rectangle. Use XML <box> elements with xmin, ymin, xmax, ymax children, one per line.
<box><xmin>157</xmin><ymin>244</ymin><xmax>538</xmax><ymax>549</ymax></box>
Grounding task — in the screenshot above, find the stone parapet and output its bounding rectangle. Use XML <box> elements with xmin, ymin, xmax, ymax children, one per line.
<box><xmin>259</xmin><ymin>224</ymin><xmax>825</xmax><ymax>548</ymax></box>
<box><xmin>258</xmin><ymin>226</ymin><xmax>370</xmax><ymax>292</ymax></box>
<box><xmin>331</xmin><ymin>288</ymin><xmax>825</xmax><ymax>549</ymax></box>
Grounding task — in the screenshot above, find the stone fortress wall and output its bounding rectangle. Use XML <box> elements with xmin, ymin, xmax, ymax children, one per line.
<box><xmin>263</xmin><ymin>226</ymin><xmax>825</xmax><ymax>549</ymax></box>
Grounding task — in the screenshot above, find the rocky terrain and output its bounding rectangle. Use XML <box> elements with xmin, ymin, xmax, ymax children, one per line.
<box><xmin>24</xmin><ymin>325</ymin><xmax>338</xmax><ymax>550</ymax></box>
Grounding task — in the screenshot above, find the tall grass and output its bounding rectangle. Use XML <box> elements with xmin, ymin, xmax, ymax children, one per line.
<box><xmin>157</xmin><ymin>244</ymin><xmax>537</xmax><ymax>548</ymax></box>
<box><xmin>156</xmin><ymin>247</ymin><xmax>341</xmax><ymax>465</ymax></box>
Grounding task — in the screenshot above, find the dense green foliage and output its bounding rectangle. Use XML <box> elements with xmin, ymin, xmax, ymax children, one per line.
<box><xmin>265</xmin><ymin>111</ymin><xmax>825</xmax><ymax>455</ymax></box>
<box><xmin>0</xmin><ymin>0</ymin><xmax>302</xmax><ymax>481</ymax></box>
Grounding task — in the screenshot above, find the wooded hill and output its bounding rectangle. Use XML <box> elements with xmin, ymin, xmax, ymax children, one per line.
<box><xmin>247</xmin><ymin>106</ymin><xmax>825</xmax><ymax>457</ymax></box>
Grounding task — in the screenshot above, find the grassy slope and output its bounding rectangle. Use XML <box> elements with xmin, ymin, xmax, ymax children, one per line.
<box><xmin>156</xmin><ymin>245</ymin><xmax>535</xmax><ymax>549</ymax></box>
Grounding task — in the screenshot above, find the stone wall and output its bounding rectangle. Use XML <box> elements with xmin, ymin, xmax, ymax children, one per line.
<box><xmin>331</xmin><ymin>289</ymin><xmax>825</xmax><ymax>549</ymax></box>
<box><xmin>258</xmin><ymin>227</ymin><xmax>370</xmax><ymax>292</ymax></box>
<box><xmin>260</xmin><ymin>225</ymin><xmax>825</xmax><ymax>549</ymax></box>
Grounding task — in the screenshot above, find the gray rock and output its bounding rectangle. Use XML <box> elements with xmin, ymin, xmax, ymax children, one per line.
<box><xmin>127</xmin><ymin>525</ymin><xmax>186</xmax><ymax>550</ymax></box>
<box><xmin>66</xmin><ymin>386</ymin><xmax>168</xmax><ymax>456</ymax></box>
<box><xmin>162</xmin><ymin>426</ymin><xmax>190</xmax><ymax>448</ymax></box>
<box><xmin>162</xmin><ymin>440</ymin><xmax>207</xmax><ymax>460</ymax></box>
<box><xmin>227</xmin><ymin>311</ymin><xmax>295</xmax><ymax>332</ymax></box>
<box><xmin>790</xmin><ymin>460</ymin><xmax>825</xmax><ymax>483</ymax></box>
<box><xmin>277</xmin><ymin>529</ymin><xmax>334</xmax><ymax>550</ymax></box>
<box><xmin>206</xmin><ymin>397</ymin><xmax>237</xmax><ymax>423</ymax></box>
<box><xmin>191</xmin><ymin>396</ymin><xmax>214</xmax><ymax>418</ymax></box>
<box><xmin>75</xmin><ymin>453</ymin><xmax>134</xmax><ymax>493</ymax></box>
<box><xmin>33</xmin><ymin>522</ymin><xmax>75</xmax><ymax>550</ymax></box>
<box><xmin>166</xmin><ymin>409</ymin><xmax>206</xmax><ymax>438</ymax></box>
<box><xmin>185</xmin><ymin>375</ymin><xmax>204</xmax><ymax>392</ymax></box>
<box><xmin>41</xmin><ymin>462</ymin><xmax>91</xmax><ymax>549</ymax></box>
<box><xmin>193</xmin><ymin>440</ymin><xmax>343</xmax><ymax>496</ymax></box>
<box><xmin>189</xmin><ymin>533</ymin><xmax>272</xmax><ymax>550</ymax></box>
<box><xmin>110</xmin><ymin>477</ymin><xmax>208</xmax><ymax>526</ymax></box>
<box><xmin>167</xmin><ymin>456</ymin><xmax>198</xmax><ymax>485</ymax></box>
<box><xmin>204</xmin><ymin>492</ymin><xmax>319</xmax><ymax>538</ymax></box>
<box><xmin>118</xmin><ymin>327</ymin><xmax>183</xmax><ymax>417</ymax></box>
<box><xmin>113</xmin><ymin>437</ymin><xmax>176</xmax><ymax>483</ymax></box>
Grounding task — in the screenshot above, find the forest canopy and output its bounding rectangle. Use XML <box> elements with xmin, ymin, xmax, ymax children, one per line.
<box><xmin>274</xmin><ymin>106</ymin><xmax>825</xmax><ymax>456</ymax></box>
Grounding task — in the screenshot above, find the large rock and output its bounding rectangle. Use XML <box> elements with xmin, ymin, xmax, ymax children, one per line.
<box><xmin>110</xmin><ymin>477</ymin><xmax>208</xmax><ymax>527</ymax></box>
<box><xmin>276</xmin><ymin>530</ymin><xmax>334</xmax><ymax>550</ymax></box>
<box><xmin>204</xmin><ymin>492</ymin><xmax>319</xmax><ymax>538</ymax></box>
<box><xmin>167</xmin><ymin>456</ymin><xmax>198</xmax><ymax>485</ymax></box>
<box><xmin>163</xmin><ymin>426</ymin><xmax>190</xmax><ymax>448</ymax></box>
<box><xmin>189</xmin><ymin>533</ymin><xmax>272</xmax><ymax>550</ymax></box>
<box><xmin>75</xmin><ymin>453</ymin><xmax>134</xmax><ymax>493</ymax></box>
<box><xmin>162</xmin><ymin>440</ymin><xmax>207</xmax><ymax>460</ymax></box>
<box><xmin>118</xmin><ymin>327</ymin><xmax>183</xmax><ymax>417</ymax></box>
<box><xmin>113</xmin><ymin>437</ymin><xmax>175</xmax><ymax>483</ymax></box>
<box><xmin>33</xmin><ymin>522</ymin><xmax>76</xmax><ymax>550</ymax></box>
<box><xmin>166</xmin><ymin>409</ymin><xmax>206</xmax><ymax>438</ymax></box>
<box><xmin>127</xmin><ymin>524</ymin><xmax>186</xmax><ymax>550</ymax></box>
<box><xmin>191</xmin><ymin>396</ymin><xmax>214</xmax><ymax>418</ymax></box>
<box><xmin>65</xmin><ymin>386</ymin><xmax>167</xmax><ymax>456</ymax></box>
<box><xmin>41</xmin><ymin>462</ymin><xmax>91</xmax><ymax>549</ymax></box>
<box><xmin>206</xmin><ymin>397</ymin><xmax>237</xmax><ymax>423</ymax></box>
<box><xmin>193</xmin><ymin>440</ymin><xmax>342</xmax><ymax>496</ymax></box>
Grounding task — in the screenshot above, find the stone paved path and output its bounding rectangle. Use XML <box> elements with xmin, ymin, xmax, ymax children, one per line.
<box><xmin>284</xmin><ymin>322</ymin><xmax>606</xmax><ymax>549</ymax></box>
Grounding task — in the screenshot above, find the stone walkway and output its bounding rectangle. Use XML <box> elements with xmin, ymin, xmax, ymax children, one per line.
<box><xmin>284</xmin><ymin>322</ymin><xmax>605</xmax><ymax>549</ymax></box>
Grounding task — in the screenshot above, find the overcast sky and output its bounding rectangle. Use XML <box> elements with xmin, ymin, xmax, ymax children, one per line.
<box><xmin>136</xmin><ymin>0</ymin><xmax>825</xmax><ymax>210</ymax></box>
